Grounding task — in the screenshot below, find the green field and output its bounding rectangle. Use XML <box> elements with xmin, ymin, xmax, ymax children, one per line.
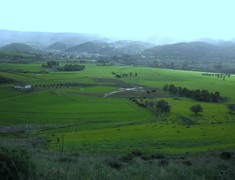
<box><xmin>1</xmin><ymin>63</ymin><xmax>235</xmax><ymax>156</ymax></box>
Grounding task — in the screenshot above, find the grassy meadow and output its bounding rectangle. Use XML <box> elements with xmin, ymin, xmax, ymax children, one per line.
<box><xmin>0</xmin><ymin>62</ymin><xmax>235</xmax><ymax>179</ymax></box>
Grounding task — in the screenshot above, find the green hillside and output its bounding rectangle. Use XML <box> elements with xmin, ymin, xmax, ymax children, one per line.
<box><xmin>0</xmin><ymin>43</ymin><xmax>34</xmax><ymax>53</ymax></box>
<box><xmin>0</xmin><ymin>51</ymin><xmax>37</xmax><ymax>62</ymax></box>
<box><xmin>47</xmin><ymin>42</ymin><xmax>68</xmax><ymax>50</ymax></box>
<box><xmin>143</xmin><ymin>41</ymin><xmax>235</xmax><ymax>62</ymax></box>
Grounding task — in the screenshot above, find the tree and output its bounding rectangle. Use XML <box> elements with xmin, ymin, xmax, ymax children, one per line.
<box><xmin>163</xmin><ymin>84</ymin><xmax>168</xmax><ymax>91</ymax></box>
<box><xmin>156</xmin><ymin>100</ymin><xmax>171</xmax><ymax>113</ymax></box>
<box><xmin>190</xmin><ymin>104</ymin><xmax>203</xmax><ymax>115</ymax></box>
<box><xmin>168</xmin><ymin>84</ymin><xmax>178</xmax><ymax>95</ymax></box>
<box><xmin>46</xmin><ymin>61</ymin><xmax>59</xmax><ymax>68</ymax></box>
<box><xmin>227</xmin><ymin>104</ymin><xmax>235</xmax><ymax>113</ymax></box>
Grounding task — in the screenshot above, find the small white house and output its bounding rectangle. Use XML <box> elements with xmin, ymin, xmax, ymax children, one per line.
<box><xmin>14</xmin><ymin>83</ymin><xmax>31</xmax><ymax>89</ymax></box>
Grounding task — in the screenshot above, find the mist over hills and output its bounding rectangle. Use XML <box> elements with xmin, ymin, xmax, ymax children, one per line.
<box><xmin>1</xmin><ymin>30</ymin><xmax>235</xmax><ymax>57</ymax></box>
<box><xmin>1</xmin><ymin>30</ymin><xmax>234</xmax><ymax>48</ymax></box>
<box><xmin>65</xmin><ymin>40</ymin><xmax>154</xmax><ymax>55</ymax></box>
<box><xmin>0</xmin><ymin>30</ymin><xmax>235</xmax><ymax>72</ymax></box>
<box><xmin>47</xmin><ymin>42</ymin><xmax>68</xmax><ymax>51</ymax></box>
<box><xmin>143</xmin><ymin>41</ymin><xmax>235</xmax><ymax>61</ymax></box>
<box><xmin>0</xmin><ymin>30</ymin><xmax>102</xmax><ymax>47</ymax></box>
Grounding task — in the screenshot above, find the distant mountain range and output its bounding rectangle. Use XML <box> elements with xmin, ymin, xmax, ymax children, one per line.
<box><xmin>143</xmin><ymin>41</ymin><xmax>235</xmax><ymax>61</ymax></box>
<box><xmin>65</xmin><ymin>40</ymin><xmax>154</xmax><ymax>55</ymax></box>
<box><xmin>0</xmin><ymin>30</ymin><xmax>235</xmax><ymax>66</ymax></box>
<box><xmin>1</xmin><ymin>29</ymin><xmax>235</xmax><ymax>48</ymax></box>
<box><xmin>1</xmin><ymin>40</ymin><xmax>235</xmax><ymax>61</ymax></box>
<box><xmin>47</xmin><ymin>42</ymin><xmax>68</xmax><ymax>51</ymax></box>
<box><xmin>0</xmin><ymin>30</ymin><xmax>102</xmax><ymax>47</ymax></box>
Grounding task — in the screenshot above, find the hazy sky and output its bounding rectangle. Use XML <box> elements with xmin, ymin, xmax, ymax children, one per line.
<box><xmin>1</xmin><ymin>0</ymin><xmax>235</xmax><ymax>40</ymax></box>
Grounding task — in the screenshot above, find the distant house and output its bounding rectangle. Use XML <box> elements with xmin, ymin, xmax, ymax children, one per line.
<box><xmin>14</xmin><ymin>83</ymin><xmax>31</xmax><ymax>89</ymax></box>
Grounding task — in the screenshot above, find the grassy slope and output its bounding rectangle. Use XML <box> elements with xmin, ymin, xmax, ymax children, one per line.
<box><xmin>0</xmin><ymin>63</ymin><xmax>235</xmax><ymax>154</ymax></box>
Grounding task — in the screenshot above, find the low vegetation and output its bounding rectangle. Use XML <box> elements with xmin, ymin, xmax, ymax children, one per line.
<box><xmin>0</xmin><ymin>147</ymin><xmax>36</xmax><ymax>180</ymax></box>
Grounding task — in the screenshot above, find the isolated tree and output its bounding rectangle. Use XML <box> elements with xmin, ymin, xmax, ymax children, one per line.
<box><xmin>190</xmin><ymin>104</ymin><xmax>203</xmax><ymax>115</ymax></box>
<box><xmin>227</xmin><ymin>104</ymin><xmax>235</xmax><ymax>113</ymax></box>
<box><xmin>156</xmin><ymin>100</ymin><xmax>171</xmax><ymax>113</ymax></box>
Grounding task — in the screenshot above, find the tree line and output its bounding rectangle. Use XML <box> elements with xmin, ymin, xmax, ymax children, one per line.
<box><xmin>58</xmin><ymin>64</ymin><xmax>85</xmax><ymax>71</ymax></box>
<box><xmin>163</xmin><ymin>84</ymin><xmax>223</xmax><ymax>102</ymax></box>
<box><xmin>112</xmin><ymin>71</ymin><xmax>138</xmax><ymax>78</ymax></box>
<box><xmin>34</xmin><ymin>82</ymin><xmax>94</xmax><ymax>89</ymax></box>
<box><xmin>202</xmin><ymin>73</ymin><xmax>231</xmax><ymax>80</ymax></box>
<box><xmin>202</xmin><ymin>73</ymin><xmax>231</xmax><ymax>78</ymax></box>
<box><xmin>0</xmin><ymin>76</ymin><xmax>14</xmax><ymax>84</ymax></box>
<box><xmin>42</xmin><ymin>61</ymin><xmax>85</xmax><ymax>71</ymax></box>
<box><xmin>130</xmin><ymin>97</ymin><xmax>234</xmax><ymax>116</ymax></box>
<box><xmin>129</xmin><ymin>98</ymin><xmax>171</xmax><ymax>113</ymax></box>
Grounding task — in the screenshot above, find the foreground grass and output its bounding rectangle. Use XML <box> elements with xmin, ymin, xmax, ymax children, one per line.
<box><xmin>25</xmin><ymin>149</ymin><xmax>235</xmax><ymax>180</ymax></box>
<box><xmin>1</xmin><ymin>144</ymin><xmax>234</xmax><ymax>180</ymax></box>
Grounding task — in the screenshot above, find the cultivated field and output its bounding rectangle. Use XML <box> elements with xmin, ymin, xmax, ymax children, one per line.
<box><xmin>0</xmin><ymin>62</ymin><xmax>235</xmax><ymax>179</ymax></box>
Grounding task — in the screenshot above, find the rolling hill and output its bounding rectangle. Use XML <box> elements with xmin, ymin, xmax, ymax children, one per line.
<box><xmin>47</xmin><ymin>42</ymin><xmax>68</xmax><ymax>51</ymax></box>
<box><xmin>65</xmin><ymin>40</ymin><xmax>154</xmax><ymax>55</ymax></box>
<box><xmin>0</xmin><ymin>43</ymin><xmax>35</xmax><ymax>53</ymax></box>
<box><xmin>143</xmin><ymin>41</ymin><xmax>235</xmax><ymax>61</ymax></box>
<box><xmin>65</xmin><ymin>41</ymin><xmax>116</xmax><ymax>55</ymax></box>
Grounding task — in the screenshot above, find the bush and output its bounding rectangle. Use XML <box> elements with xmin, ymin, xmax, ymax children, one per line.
<box><xmin>132</xmin><ymin>150</ymin><xmax>144</xmax><ymax>157</ymax></box>
<box><xmin>0</xmin><ymin>147</ymin><xmax>36</xmax><ymax>180</ymax></box>
<box><xmin>159</xmin><ymin>159</ymin><xmax>169</xmax><ymax>166</ymax></box>
<box><xmin>119</xmin><ymin>154</ymin><xmax>134</xmax><ymax>163</ymax></box>
<box><xmin>227</xmin><ymin>104</ymin><xmax>235</xmax><ymax>113</ymax></box>
<box><xmin>151</xmin><ymin>153</ymin><xmax>165</xmax><ymax>159</ymax></box>
<box><xmin>220</xmin><ymin>151</ymin><xmax>233</xmax><ymax>160</ymax></box>
<box><xmin>182</xmin><ymin>160</ymin><xmax>192</xmax><ymax>166</ymax></box>
<box><xmin>107</xmin><ymin>161</ymin><xmax>122</xmax><ymax>170</ymax></box>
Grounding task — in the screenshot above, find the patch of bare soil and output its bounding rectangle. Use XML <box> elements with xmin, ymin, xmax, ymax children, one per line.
<box><xmin>0</xmin><ymin>125</ymin><xmax>50</xmax><ymax>133</ymax></box>
<box><xmin>93</xmin><ymin>78</ymin><xmax>130</xmax><ymax>87</ymax></box>
<box><xmin>104</xmin><ymin>88</ymin><xmax>170</xmax><ymax>98</ymax></box>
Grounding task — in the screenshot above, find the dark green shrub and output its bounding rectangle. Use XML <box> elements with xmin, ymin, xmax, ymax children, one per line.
<box><xmin>182</xmin><ymin>160</ymin><xmax>192</xmax><ymax>166</ymax></box>
<box><xmin>132</xmin><ymin>150</ymin><xmax>144</xmax><ymax>157</ymax></box>
<box><xmin>151</xmin><ymin>153</ymin><xmax>165</xmax><ymax>159</ymax></box>
<box><xmin>141</xmin><ymin>155</ymin><xmax>152</xmax><ymax>161</ymax></box>
<box><xmin>220</xmin><ymin>151</ymin><xmax>233</xmax><ymax>160</ymax></box>
<box><xmin>107</xmin><ymin>161</ymin><xmax>122</xmax><ymax>170</ymax></box>
<box><xmin>159</xmin><ymin>159</ymin><xmax>169</xmax><ymax>166</ymax></box>
<box><xmin>0</xmin><ymin>147</ymin><xmax>36</xmax><ymax>180</ymax></box>
<box><xmin>119</xmin><ymin>154</ymin><xmax>133</xmax><ymax>163</ymax></box>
